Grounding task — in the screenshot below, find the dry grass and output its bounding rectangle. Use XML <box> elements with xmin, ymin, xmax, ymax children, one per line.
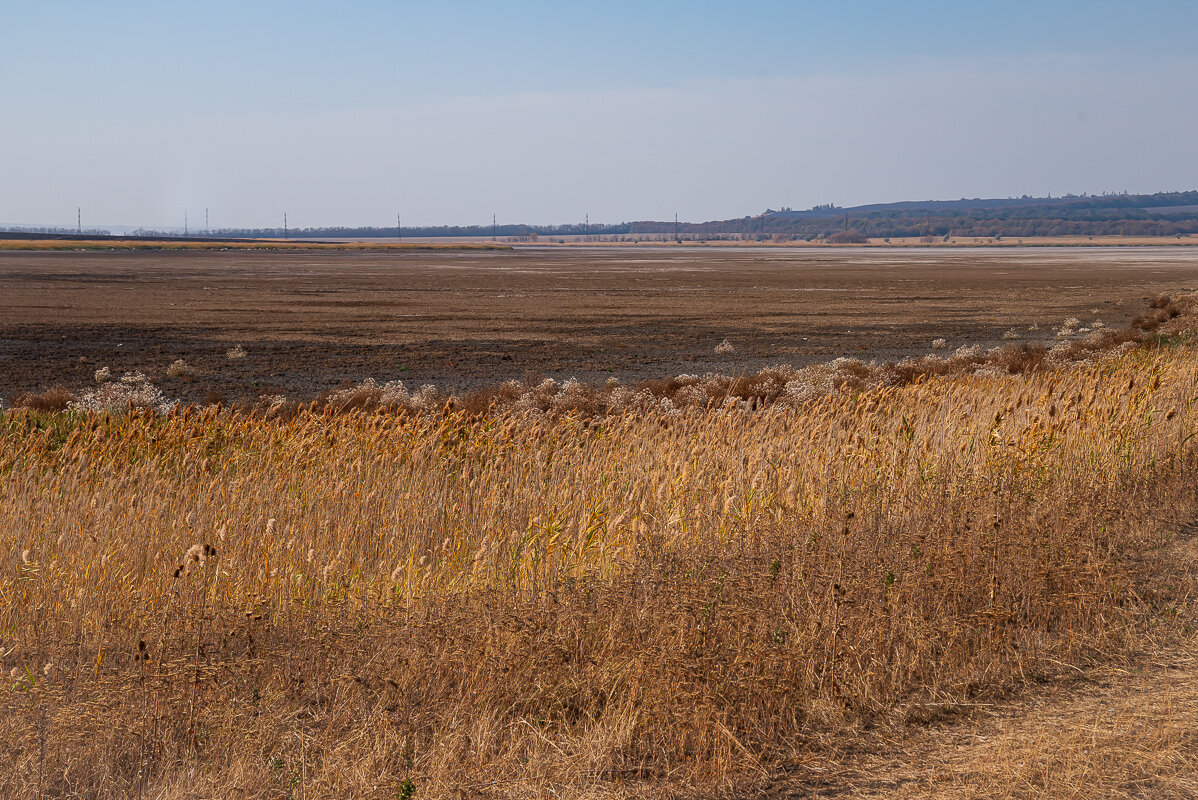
<box><xmin>165</xmin><ymin>359</ymin><xmax>193</xmax><ymax>380</ymax></box>
<box><xmin>790</xmin><ymin>652</ymin><xmax>1198</xmax><ymax>799</ymax></box>
<box><xmin>940</xmin><ymin>661</ymin><xmax>1198</xmax><ymax>799</ymax></box>
<box><xmin>10</xmin><ymin>386</ymin><xmax>74</xmax><ymax>413</ymax></box>
<box><xmin>4</xmin><ymin>299</ymin><xmax>1198</xmax><ymax>798</ymax></box>
<box><xmin>774</xmin><ymin>533</ymin><xmax>1198</xmax><ymax>798</ymax></box>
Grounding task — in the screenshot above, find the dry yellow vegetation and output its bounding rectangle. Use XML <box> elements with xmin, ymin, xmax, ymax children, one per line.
<box><xmin>3</xmin><ymin>324</ymin><xmax>1198</xmax><ymax>797</ymax></box>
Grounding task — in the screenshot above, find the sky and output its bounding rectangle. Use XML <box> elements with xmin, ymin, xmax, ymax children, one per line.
<box><xmin>3</xmin><ymin>0</ymin><xmax>1198</xmax><ymax>229</ymax></box>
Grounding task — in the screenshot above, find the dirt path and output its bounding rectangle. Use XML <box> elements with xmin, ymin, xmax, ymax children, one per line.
<box><xmin>776</xmin><ymin>537</ymin><xmax>1198</xmax><ymax>799</ymax></box>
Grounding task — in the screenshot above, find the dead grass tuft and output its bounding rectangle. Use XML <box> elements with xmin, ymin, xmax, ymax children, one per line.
<box><xmin>11</xmin><ymin>386</ymin><xmax>75</xmax><ymax>412</ymax></box>
<box><xmin>165</xmin><ymin>359</ymin><xmax>192</xmax><ymax>379</ymax></box>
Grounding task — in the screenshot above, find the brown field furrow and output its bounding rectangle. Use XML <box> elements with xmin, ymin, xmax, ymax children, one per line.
<box><xmin>4</xmin><ymin>246</ymin><xmax>1198</xmax><ymax>404</ymax></box>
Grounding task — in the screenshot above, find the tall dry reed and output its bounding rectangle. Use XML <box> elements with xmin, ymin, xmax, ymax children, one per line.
<box><xmin>2</xmin><ymin>336</ymin><xmax>1198</xmax><ymax>797</ymax></box>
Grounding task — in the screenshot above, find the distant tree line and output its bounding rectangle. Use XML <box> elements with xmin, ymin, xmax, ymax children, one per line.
<box><xmin>632</xmin><ymin>191</ymin><xmax>1198</xmax><ymax>240</ymax></box>
<box><xmin>196</xmin><ymin>207</ymin><xmax>1198</xmax><ymax>240</ymax></box>
<box><xmin>0</xmin><ymin>226</ymin><xmax>111</xmax><ymax>237</ymax></box>
<box><xmin>193</xmin><ymin>222</ymin><xmax>636</xmax><ymax>240</ymax></box>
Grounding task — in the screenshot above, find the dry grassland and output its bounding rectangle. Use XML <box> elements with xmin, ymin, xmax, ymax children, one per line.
<box><xmin>3</xmin><ymin>303</ymin><xmax>1198</xmax><ymax>798</ymax></box>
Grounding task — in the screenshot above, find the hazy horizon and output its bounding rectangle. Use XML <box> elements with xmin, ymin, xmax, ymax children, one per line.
<box><xmin>4</xmin><ymin>1</ymin><xmax>1198</xmax><ymax>230</ymax></box>
<box><xmin>9</xmin><ymin>181</ymin><xmax>1198</xmax><ymax>236</ymax></box>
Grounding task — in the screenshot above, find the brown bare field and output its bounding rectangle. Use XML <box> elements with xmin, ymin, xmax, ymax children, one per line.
<box><xmin>5</xmin><ymin>246</ymin><xmax>1198</xmax><ymax>406</ymax></box>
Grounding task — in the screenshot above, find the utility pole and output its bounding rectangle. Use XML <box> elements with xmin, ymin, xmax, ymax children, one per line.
<box><xmin>284</xmin><ymin>212</ymin><xmax>288</xmax><ymax>239</ymax></box>
<box><xmin>184</xmin><ymin>211</ymin><xmax>188</xmax><ymax>236</ymax></box>
<box><xmin>675</xmin><ymin>212</ymin><xmax>680</xmax><ymax>243</ymax></box>
<box><xmin>585</xmin><ymin>213</ymin><xmax>589</xmax><ymax>238</ymax></box>
<box><xmin>397</xmin><ymin>213</ymin><xmax>401</xmax><ymax>240</ymax></box>
<box><xmin>492</xmin><ymin>213</ymin><xmax>497</xmax><ymax>240</ymax></box>
<box><xmin>76</xmin><ymin>207</ymin><xmax>81</xmax><ymax>235</ymax></box>
<box><xmin>205</xmin><ymin>208</ymin><xmax>209</xmax><ymax>234</ymax></box>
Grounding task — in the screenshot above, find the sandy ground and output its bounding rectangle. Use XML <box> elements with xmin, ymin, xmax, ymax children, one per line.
<box><xmin>5</xmin><ymin>245</ymin><xmax>1198</xmax><ymax>404</ymax></box>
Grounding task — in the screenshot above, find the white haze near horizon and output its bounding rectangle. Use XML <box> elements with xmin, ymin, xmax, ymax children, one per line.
<box><xmin>3</xmin><ymin>55</ymin><xmax>1197</xmax><ymax>230</ymax></box>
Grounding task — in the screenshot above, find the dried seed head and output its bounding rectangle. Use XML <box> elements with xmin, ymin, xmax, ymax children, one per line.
<box><xmin>180</xmin><ymin>543</ymin><xmax>217</xmax><ymax>574</ymax></box>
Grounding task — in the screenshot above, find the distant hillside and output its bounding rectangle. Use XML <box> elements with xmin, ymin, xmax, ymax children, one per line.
<box><xmin>760</xmin><ymin>191</ymin><xmax>1198</xmax><ymax>218</ymax></box>
<box><xmin>629</xmin><ymin>191</ymin><xmax>1198</xmax><ymax>240</ymax></box>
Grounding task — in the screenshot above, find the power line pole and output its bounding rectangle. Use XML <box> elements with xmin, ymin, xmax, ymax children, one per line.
<box><xmin>492</xmin><ymin>213</ymin><xmax>497</xmax><ymax>240</ymax></box>
<box><xmin>585</xmin><ymin>213</ymin><xmax>589</xmax><ymax>238</ymax></box>
<box><xmin>284</xmin><ymin>212</ymin><xmax>288</xmax><ymax>239</ymax></box>
<box><xmin>184</xmin><ymin>211</ymin><xmax>188</xmax><ymax>236</ymax></box>
<box><xmin>675</xmin><ymin>212</ymin><xmax>679</xmax><ymax>243</ymax></box>
<box><xmin>76</xmin><ymin>207</ymin><xmax>81</xmax><ymax>235</ymax></box>
<box><xmin>205</xmin><ymin>208</ymin><xmax>209</xmax><ymax>234</ymax></box>
<box><xmin>397</xmin><ymin>213</ymin><xmax>401</xmax><ymax>240</ymax></box>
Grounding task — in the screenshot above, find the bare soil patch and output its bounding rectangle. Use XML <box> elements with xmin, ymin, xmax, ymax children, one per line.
<box><xmin>4</xmin><ymin>245</ymin><xmax>1198</xmax><ymax>404</ymax></box>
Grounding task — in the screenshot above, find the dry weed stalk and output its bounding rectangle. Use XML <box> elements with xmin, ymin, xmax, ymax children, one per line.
<box><xmin>1</xmin><ymin>296</ymin><xmax>1198</xmax><ymax>797</ymax></box>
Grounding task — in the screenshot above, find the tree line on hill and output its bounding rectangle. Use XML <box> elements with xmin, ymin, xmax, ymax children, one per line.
<box><xmin>645</xmin><ymin>191</ymin><xmax>1198</xmax><ymax>240</ymax></box>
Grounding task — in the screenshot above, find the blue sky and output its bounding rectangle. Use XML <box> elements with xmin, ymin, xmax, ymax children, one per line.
<box><xmin>3</xmin><ymin>1</ymin><xmax>1197</xmax><ymax>228</ymax></box>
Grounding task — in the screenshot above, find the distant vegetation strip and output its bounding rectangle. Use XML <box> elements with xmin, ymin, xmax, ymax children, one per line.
<box><xmin>0</xmin><ymin>237</ymin><xmax>510</xmax><ymax>252</ymax></box>
<box><xmin>9</xmin><ymin>190</ymin><xmax>1198</xmax><ymax>244</ymax></box>
<box><xmin>24</xmin><ymin>189</ymin><xmax>1188</xmax><ymax>242</ymax></box>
